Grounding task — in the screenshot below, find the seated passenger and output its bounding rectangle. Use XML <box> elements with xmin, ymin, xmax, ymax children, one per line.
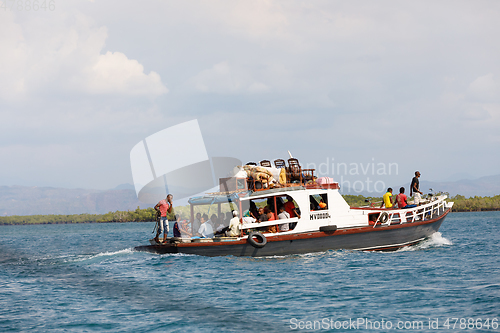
<box><xmin>258</xmin><ymin>207</ymin><xmax>268</xmax><ymax>222</ymax></box>
<box><xmin>192</xmin><ymin>212</ymin><xmax>202</xmax><ymax>237</ymax></box>
<box><xmin>278</xmin><ymin>207</ymin><xmax>290</xmax><ymax>232</ymax></box>
<box><xmin>368</xmin><ymin>214</ymin><xmax>378</xmax><ymax>226</ymax></box>
<box><xmin>214</xmin><ymin>213</ymin><xmax>226</xmax><ymax>232</ymax></box>
<box><xmin>319</xmin><ymin>199</ymin><xmax>327</xmax><ymax>210</ymax></box>
<box><xmin>242</xmin><ymin>216</ymin><xmax>256</xmax><ymax>224</ymax></box>
<box><xmin>243</xmin><ymin>208</ymin><xmax>257</xmax><ymax>220</ymax></box>
<box><xmin>396</xmin><ymin>187</ymin><xmax>408</xmax><ymax>208</ymax></box>
<box><xmin>278</xmin><ymin>206</ymin><xmax>290</xmax><ymax>219</ymax></box>
<box><xmin>209</xmin><ymin>214</ymin><xmax>218</xmax><ymax>229</ymax></box>
<box><xmin>179</xmin><ymin>219</ymin><xmax>192</xmax><ymax>237</ymax></box>
<box><xmin>266</xmin><ymin>225</ymin><xmax>278</xmax><ymax>233</ymax></box>
<box><xmin>380</xmin><ymin>188</ymin><xmax>394</xmax><ymax>208</ymax></box>
<box><xmin>249</xmin><ymin>201</ymin><xmax>259</xmax><ymax>219</ymax></box>
<box><xmin>197</xmin><ymin>214</ymin><xmax>214</xmax><ymax>238</ymax></box>
<box><xmin>173</xmin><ymin>214</ymin><xmax>182</xmax><ymax>237</ymax></box>
<box><xmin>226</xmin><ymin>211</ymin><xmax>240</xmax><ymax>237</ymax></box>
<box><xmin>284</xmin><ymin>196</ymin><xmax>301</xmax><ymax>218</ymax></box>
<box><xmin>265</xmin><ymin>207</ymin><xmax>276</xmax><ymax>221</ymax></box>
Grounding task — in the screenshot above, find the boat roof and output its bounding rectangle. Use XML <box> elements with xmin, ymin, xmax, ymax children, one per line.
<box><xmin>248</xmin><ymin>186</ymin><xmax>306</xmax><ymax>197</ymax></box>
<box><xmin>188</xmin><ymin>192</ymin><xmax>246</xmax><ymax>205</ymax></box>
<box><xmin>187</xmin><ymin>185</ymin><xmax>336</xmax><ymax>205</ymax></box>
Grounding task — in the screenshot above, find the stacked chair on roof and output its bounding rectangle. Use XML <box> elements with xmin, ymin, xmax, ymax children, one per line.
<box><xmin>274</xmin><ymin>159</ymin><xmax>286</xmax><ymax>169</ymax></box>
<box><xmin>260</xmin><ymin>160</ymin><xmax>272</xmax><ymax>167</ymax></box>
<box><xmin>287</xmin><ymin>158</ymin><xmax>302</xmax><ymax>184</ymax></box>
<box><xmin>244</xmin><ymin>158</ymin><xmax>309</xmax><ymax>189</ymax></box>
<box><xmin>302</xmin><ymin>169</ymin><xmax>315</xmax><ymax>183</ymax></box>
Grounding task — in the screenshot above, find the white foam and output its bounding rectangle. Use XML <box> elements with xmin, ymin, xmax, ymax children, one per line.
<box><xmin>71</xmin><ymin>248</ymin><xmax>134</xmax><ymax>262</ymax></box>
<box><xmin>398</xmin><ymin>232</ymin><xmax>452</xmax><ymax>252</ymax></box>
<box><xmin>159</xmin><ymin>252</ymin><xmax>195</xmax><ymax>257</ymax></box>
<box><xmin>91</xmin><ymin>248</ymin><xmax>133</xmax><ymax>258</ymax></box>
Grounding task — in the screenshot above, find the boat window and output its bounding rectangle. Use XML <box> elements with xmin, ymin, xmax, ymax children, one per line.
<box><xmin>309</xmin><ymin>194</ymin><xmax>328</xmax><ymax>211</ymax></box>
<box><xmin>248</xmin><ymin>197</ymin><xmax>277</xmax><ymax>221</ymax></box>
<box><xmin>242</xmin><ymin>195</ymin><xmax>298</xmax><ymax>232</ymax></box>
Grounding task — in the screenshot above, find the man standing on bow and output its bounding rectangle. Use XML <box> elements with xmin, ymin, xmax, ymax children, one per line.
<box><xmin>410</xmin><ymin>171</ymin><xmax>423</xmax><ymax>206</ymax></box>
<box><xmin>154</xmin><ymin>194</ymin><xmax>173</xmax><ymax>243</ymax></box>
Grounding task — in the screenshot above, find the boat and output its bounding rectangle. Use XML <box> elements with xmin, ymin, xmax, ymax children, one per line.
<box><xmin>134</xmin><ymin>158</ymin><xmax>454</xmax><ymax>257</ymax></box>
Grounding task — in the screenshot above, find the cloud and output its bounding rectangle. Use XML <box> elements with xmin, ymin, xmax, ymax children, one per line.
<box><xmin>467</xmin><ymin>73</ymin><xmax>500</xmax><ymax>102</ymax></box>
<box><xmin>0</xmin><ymin>10</ymin><xmax>168</xmax><ymax>102</ymax></box>
<box><xmin>80</xmin><ymin>51</ymin><xmax>167</xmax><ymax>95</ymax></box>
<box><xmin>201</xmin><ymin>0</ymin><xmax>289</xmax><ymax>41</ymax></box>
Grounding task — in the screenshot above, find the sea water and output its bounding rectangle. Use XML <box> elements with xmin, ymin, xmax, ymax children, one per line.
<box><xmin>1</xmin><ymin>212</ymin><xmax>499</xmax><ymax>332</ymax></box>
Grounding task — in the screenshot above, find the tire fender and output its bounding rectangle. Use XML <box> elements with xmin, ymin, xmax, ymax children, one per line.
<box><xmin>247</xmin><ymin>231</ymin><xmax>267</xmax><ymax>248</ymax></box>
<box><xmin>378</xmin><ymin>212</ymin><xmax>389</xmax><ymax>224</ymax></box>
<box><xmin>319</xmin><ymin>225</ymin><xmax>337</xmax><ymax>232</ymax></box>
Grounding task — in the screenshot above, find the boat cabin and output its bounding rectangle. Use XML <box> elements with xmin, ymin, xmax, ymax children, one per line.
<box><xmin>172</xmin><ymin>158</ymin><xmax>452</xmax><ymax>241</ymax></box>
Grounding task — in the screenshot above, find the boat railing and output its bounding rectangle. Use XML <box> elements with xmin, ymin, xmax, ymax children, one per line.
<box><xmin>240</xmin><ymin>217</ymin><xmax>299</xmax><ymax>231</ymax></box>
<box><xmin>375</xmin><ymin>196</ymin><xmax>448</xmax><ymax>227</ymax></box>
<box><xmin>360</xmin><ymin>200</ymin><xmax>382</xmax><ymax>208</ymax></box>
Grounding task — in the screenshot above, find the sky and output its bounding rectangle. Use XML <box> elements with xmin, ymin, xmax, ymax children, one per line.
<box><xmin>1</xmin><ymin>0</ymin><xmax>500</xmax><ymax>194</ymax></box>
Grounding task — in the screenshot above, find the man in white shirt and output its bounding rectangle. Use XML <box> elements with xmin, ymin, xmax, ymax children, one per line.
<box><xmin>198</xmin><ymin>214</ymin><xmax>214</xmax><ymax>238</ymax></box>
<box><xmin>226</xmin><ymin>211</ymin><xmax>241</xmax><ymax>237</ymax></box>
<box><xmin>278</xmin><ymin>206</ymin><xmax>290</xmax><ymax>231</ymax></box>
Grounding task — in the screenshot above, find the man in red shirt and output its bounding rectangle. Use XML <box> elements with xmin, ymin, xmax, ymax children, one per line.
<box><xmin>154</xmin><ymin>194</ymin><xmax>173</xmax><ymax>243</ymax></box>
<box><xmin>396</xmin><ymin>187</ymin><xmax>408</xmax><ymax>209</ymax></box>
<box><xmin>284</xmin><ymin>196</ymin><xmax>301</xmax><ymax>219</ymax></box>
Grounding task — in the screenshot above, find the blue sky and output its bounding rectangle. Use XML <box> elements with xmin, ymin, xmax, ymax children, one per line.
<box><xmin>1</xmin><ymin>0</ymin><xmax>499</xmax><ymax>191</ymax></box>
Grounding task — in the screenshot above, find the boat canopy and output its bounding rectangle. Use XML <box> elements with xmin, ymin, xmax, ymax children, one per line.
<box><xmin>188</xmin><ymin>192</ymin><xmax>247</xmax><ymax>206</ymax></box>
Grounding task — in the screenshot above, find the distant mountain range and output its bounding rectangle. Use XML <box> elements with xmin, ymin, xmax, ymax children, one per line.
<box><xmin>0</xmin><ymin>185</ymin><xmax>147</xmax><ymax>216</ymax></box>
<box><xmin>341</xmin><ymin>174</ymin><xmax>500</xmax><ymax>197</ymax></box>
<box><xmin>1</xmin><ymin>175</ymin><xmax>499</xmax><ymax>216</ymax></box>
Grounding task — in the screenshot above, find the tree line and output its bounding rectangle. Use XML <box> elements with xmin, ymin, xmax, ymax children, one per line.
<box><xmin>1</xmin><ymin>195</ymin><xmax>499</xmax><ymax>225</ymax></box>
<box><xmin>448</xmin><ymin>194</ymin><xmax>500</xmax><ymax>212</ymax></box>
<box><xmin>0</xmin><ymin>207</ymin><xmax>158</xmax><ymax>225</ymax></box>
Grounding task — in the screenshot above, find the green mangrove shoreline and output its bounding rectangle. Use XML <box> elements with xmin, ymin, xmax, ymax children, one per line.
<box><xmin>1</xmin><ymin>195</ymin><xmax>499</xmax><ymax>226</ymax></box>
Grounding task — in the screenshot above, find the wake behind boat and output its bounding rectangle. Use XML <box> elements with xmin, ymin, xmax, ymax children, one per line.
<box><xmin>135</xmin><ymin>158</ymin><xmax>453</xmax><ymax>257</ymax></box>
